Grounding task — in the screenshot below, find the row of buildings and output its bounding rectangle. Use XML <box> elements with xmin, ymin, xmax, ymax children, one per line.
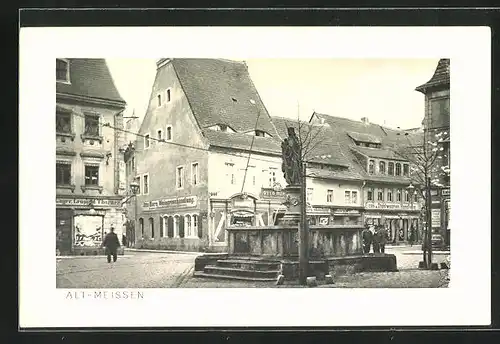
<box><xmin>55</xmin><ymin>57</ymin><xmax>450</xmax><ymax>255</ymax></box>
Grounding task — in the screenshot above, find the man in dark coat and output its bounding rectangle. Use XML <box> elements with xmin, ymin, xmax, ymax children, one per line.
<box><xmin>361</xmin><ymin>225</ymin><xmax>373</xmax><ymax>254</ymax></box>
<box><xmin>102</xmin><ymin>226</ymin><xmax>121</xmax><ymax>263</ymax></box>
<box><xmin>376</xmin><ymin>225</ymin><xmax>389</xmax><ymax>254</ymax></box>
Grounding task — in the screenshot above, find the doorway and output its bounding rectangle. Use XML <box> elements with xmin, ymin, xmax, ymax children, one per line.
<box><xmin>56</xmin><ymin>209</ymin><xmax>73</xmax><ymax>255</ymax></box>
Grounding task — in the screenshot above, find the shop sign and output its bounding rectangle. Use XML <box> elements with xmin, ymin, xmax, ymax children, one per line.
<box><xmin>333</xmin><ymin>208</ymin><xmax>360</xmax><ymax>216</ymax></box>
<box><xmin>260</xmin><ymin>188</ymin><xmax>286</xmax><ymax>200</ymax></box>
<box><xmin>56</xmin><ymin>197</ymin><xmax>121</xmax><ymax>208</ymax></box>
<box><xmin>431</xmin><ymin>190</ymin><xmax>438</xmax><ymax>196</ymax></box>
<box><xmin>442</xmin><ymin>189</ymin><xmax>450</xmax><ymax>196</ymax></box>
<box><xmin>431</xmin><ymin>209</ymin><xmax>441</xmax><ymax>227</ymax></box>
<box><xmin>143</xmin><ymin>196</ymin><xmax>198</xmax><ymax>210</ymax></box>
<box><xmin>365</xmin><ymin>202</ymin><xmax>402</xmax><ymax>210</ymax></box>
<box><xmin>231</xmin><ymin>196</ymin><xmax>254</xmax><ymax>209</ymax></box>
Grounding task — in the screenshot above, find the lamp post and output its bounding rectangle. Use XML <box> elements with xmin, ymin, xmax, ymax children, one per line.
<box><xmin>129</xmin><ymin>180</ymin><xmax>140</xmax><ymax>247</ymax></box>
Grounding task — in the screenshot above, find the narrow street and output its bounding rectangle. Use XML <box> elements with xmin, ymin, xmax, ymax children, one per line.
<box><xmin>56</xmin><ymin>246</ymin><xmax>450</xmax><ymax>288</ymax></box>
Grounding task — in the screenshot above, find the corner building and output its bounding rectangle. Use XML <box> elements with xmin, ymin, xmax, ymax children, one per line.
<box><xmin>55</xmin><ymin>58</ymin><xmax>127</xmax><ymax>255</ymax></box>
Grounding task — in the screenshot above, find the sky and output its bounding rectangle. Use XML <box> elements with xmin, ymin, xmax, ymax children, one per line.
<box><xmin>106</xmin><ymin>58</ymin><xmax>439</xmax><ymax>130</ymax></box>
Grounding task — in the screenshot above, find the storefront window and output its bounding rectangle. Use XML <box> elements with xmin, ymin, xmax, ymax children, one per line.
<box><xmin>74</xmin><ymin>215</ymin><xmax>103</xmax><ymax>247</ymax></box>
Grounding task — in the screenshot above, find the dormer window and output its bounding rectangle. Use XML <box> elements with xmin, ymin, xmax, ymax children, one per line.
<box><xmin>255</xmin><ymin>130</ymin><xmax>265</xmax><ymax>137</ymax></box>
<box><xmin>388</xmin><ymin>162</ymin><xmax>395</xmax><ymax>176</ymax></box>
<box><xmin>217</xmin><ymin>124</ymin><xmax>228</xmax><ymax>132</ymax></box>
<box><xmin>368</xmin><ymin>160</ymin><xmax>375</xmax><ymax>174</ymax></box>
<box><xmin>379</xmin><ymin>161</ymin><xmax>386</xmax><ymax>174</ymax></box>
<box><xmin>56</xmin><ymin>59</ymin><xmax>70</xmax><ymax>83</ymax></box>
<box><xmin>157</xmin><ymin>94</ymin><xmax>162</xmax><ymax>107</ymax></box>
<box><xmin>395</xmin><ymin>163</ymin><xmax>402</xmax><ymax>176</ymax></box>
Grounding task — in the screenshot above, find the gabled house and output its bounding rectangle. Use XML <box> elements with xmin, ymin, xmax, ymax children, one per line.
<box><xmin>56</xmin><ymin>58</ymin><xmax>127</xmax><ymax>255</ymax></box>
<box><xmin>310</xmin><ymin>112</ymin><xmax>423</xmax><ymax>244</ymax></box>
<box><xmin>131</xmin><ymin>58</ymin><xmax>287</xmax><ymax>252</ymax></box>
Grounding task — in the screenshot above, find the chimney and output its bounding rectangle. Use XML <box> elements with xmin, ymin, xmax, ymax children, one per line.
<box><xmin>361</xmin><ymin>117</ymin><xmax>369</xmax><ymax>125</ymax></box>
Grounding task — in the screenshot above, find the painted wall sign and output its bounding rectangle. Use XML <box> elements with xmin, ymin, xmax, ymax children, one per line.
<box><xmin>319</xmin><ymin>217</ymin><xmax>329</xmax><ymax>225</ymax></box>
<box><xmin>56</xmin><ymin>197</ymin><xmax>121</xmax><ymax>207</ymax></box>
<box><xmin>442</xmin><ymin>189</ymin><xmax>450</xmax><ymax>196</ymax></box>
<box><xmin>431</xmin><ymin>209</ymin><xmax>441</xmax><ymax>227</ymax></box>
<box><xmin>260</xmin><ymin>188</ymin><xmax>286</xmax><ymax>200</ymax></box>
<box><xmin>143</xmin><ymin>196</ymin><xmax>198</xmax><ymax>209</ymax></box>
<box><xmin>365</xmin><ymin>202</ymin><xmax>417</xmax><ymax>210</ymax></box>
<box><xmin>74</xmin><ymin>215</ymin><xmax>103</xmax><ymax>247</ymax></box>
<box><xmin>231</xmin><ymin>197</ymin><xmax>254</xmax><ymax>209</ymax></box>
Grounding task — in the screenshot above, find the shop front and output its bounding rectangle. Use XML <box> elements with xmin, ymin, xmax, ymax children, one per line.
<box><xmin>56</xmin><ymin>196</ymin><xmax>125</xmax><ymax>255</ymax></box>
<box><xmin>363</xmin><ymin>201</ymin><xmax>420</xmax><ymax>244</ymax></box>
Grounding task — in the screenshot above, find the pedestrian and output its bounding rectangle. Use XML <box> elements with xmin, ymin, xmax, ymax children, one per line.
<box><xmin>361</xmin><ymin>225</ymin><xmax>373</xmax><ymax>254</ymax></box>
<box><xmin>102</xmin><ymin>226</ymin><xmax>121</xmax><ymax>264</ymax></box>
<box><xmin>371</xmin><ymin>224</ymin><xmax>380</xmax><ymax>253</ymax></box>
<box><xmin>122</xmin><ymin>234</ymin><xmax>127</xmax><ymax>247</ymax></box>
<box><xmin>377</xmin><ymin>225</ymin><xmax>388</xmax><ymax>254</ymax></box>
<box><xmin>408</xmin><ymin>225</ymin><xmax>415</xmax><ymax>247</ymax></box>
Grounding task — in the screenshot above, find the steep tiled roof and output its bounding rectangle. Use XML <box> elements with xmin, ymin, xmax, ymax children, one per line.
<box><xmin>270</xmin><ymin>116</ymin><xmax>350</xmax><ymax>167</ymax></box>
<box><xmin>307</xmin><ymin>167</ymin><xmax>364</xmax><ymax>181</ymax></box>
<box><xmin>202</xmin><ymin>129</ymin><xmax>281</xmax><ymax>155</ymax></box>
<box><xmin>56</xmin><ymin>59</ymin><xmax>125</xmax><ymax>104</ymax></box>
<box><xmin>171</xmin><ymin>59</ymin><xmax>278</xmax><ymax>136</ymax></box>
<box><xmin>415</xmin><ymin>58</ymin><xmax>450</xmax><ymax>93</ymax></box>
<box><xmin>346</xmin><ymin>131</ymin><xmax>381</xmax><ymax>144</ymax></box>
<box><xmin>350</xmin><ymin>146</ymin><xmax>406</xmax><ymax>161</ymax></box>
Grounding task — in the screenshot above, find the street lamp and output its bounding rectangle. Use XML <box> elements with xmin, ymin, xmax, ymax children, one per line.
<box><xmin>129</xmin><ymin>180</ymin><xmax>140</xmax><ymax>247</ymax></box>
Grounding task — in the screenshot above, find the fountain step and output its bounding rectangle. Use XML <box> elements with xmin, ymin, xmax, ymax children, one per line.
<box><xmin>217</xmin><ymin>259</ymin><xmax>281</xmax><ymax>271</ymax></box>
<box><xmin>204</xmin><ymin>265</ymin><xmax>281</xmax><ymax>279</ymax></box>
<box><xmin>193</xmin><ymin>271</ymin><xmax>277</xmax><ymax>282</ymax></box>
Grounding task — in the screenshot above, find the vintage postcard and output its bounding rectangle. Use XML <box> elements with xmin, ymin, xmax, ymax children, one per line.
<box><xmin>19</xmin><ymin>26</ymin><xmax>491</xmax><ymax>328</ymax></box>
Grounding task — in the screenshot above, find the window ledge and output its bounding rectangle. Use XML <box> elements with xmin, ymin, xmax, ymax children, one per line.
<box><xmin>56</xmin><ymin>132</ymin><xmax>76</xmax><ymax>141</ymax></box>
<box><xmin>57</xmin><ymin>184</ymin><xmax>76</xmax><ymax>192</ymax></box>
<box><xmin>80</xmin><ymin>151</ymin><xmax>105</xmax><ymax>159</ymax></box>
<box><xmin>81</xmin><ymin>134</ymin><xmax>103</xmax><ymax>144</ymax></box>
<box><xmin>81</xmin><ymin>185</ymin><xmax>104</xmax><ymax>194</ymax></box>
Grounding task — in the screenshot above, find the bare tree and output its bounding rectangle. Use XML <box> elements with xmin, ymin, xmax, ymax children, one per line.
<box><xmin>394</xmin><ymin>127</ymin><xmax>450</xmax><ymax>267</ymax></box>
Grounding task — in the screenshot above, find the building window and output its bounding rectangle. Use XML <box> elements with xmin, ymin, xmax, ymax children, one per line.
<box><xmin>84</xmin><ymin>114</ymin><xmax>99</xmax><ymax>136</ymax></box>
<box><xmin>56</xmin><ymin>163</ymin><xmax>71</xmax><ymax>185</ymax></box>
<box><xmin>368</xmin><ymin>160</ymin><xmax>375</xmax><ymax>174</ymax></box>
<box><xmin>377</xmin><ymin>189</ymin><xmax>384</xmax><ymax>201</ymax></box>
<box><xmin>367</xmin><ymin>189</ymin><xmax>373</xmax><ymax>201</ymax></box>
<box><xmin>193</xmin><ymin>214</ymin><xmax>200</xmax><ymax>238</ymax></box>
<box><xmin>185</xmin><ymin>215</ymin><xmax>192</xmax><ymax>237</ymax></box>
<box><xmin>388</xmin><ymin>162</ymin><xmax>394</xmax><ymax>175</ymax></box>
<box><xmin>132</xmin><ymin>157</ymin><xmax>135</xmax><ymax>171</ymax></box>
<box><xmin>176</xmin><ymin>166</ymin><xmax>184</xmax><ymax>189</ymax></box>
<box><xmin>159</xmin><ymin>216</ymin><xmax>164</xmax><ymax>237</ymax></box>
<box><xmin>403</xmin><ymin>164</ymin><xmax>409</xmax><ymax>177</ymax></box>
<box><xmin>157</xmin><ymin>94</ymin><xmax>162</xmax><ymax>107</ymax></box>
<box><xmin>395</xmin><ymin>163</ymin><xmax>401</xmax><ymax>176</ymax></box>
<box><xmin>268</xmin><ymin>169</ymin><xmax>277</xmax><ymax>188</ymax></box>
<box><xmin>387</xmin><ymin>189</ymin><xmax>393</xmax><ymax>202</ymax></box>
<box><xmin>430</xmin><ymin>98</ymin><xmax>450</xmax><ymax>128</ymax></box>
<box><xmin>143</xmin><ymin>174</ymin><xmax>149</xmax><ymax>195</ymax></box>
<box><xmin>144</xmin><ymin>134</ymin><xmax>150</xmax><ymax>149</ymax></box>
<box><xmin>226</xmin><ymin>163</ymin><xmax>235</xmax><ymax>185</ymax></box>
<box><xmin>396</xmin><ymin>189</ymin><xmax>402</xmax><ymax>202</ymax></box>
<box><xmin>326</xmin><ymin>189</ymin><xmax>333</xmax><ymax>203</ymax></box>
<box><xmin>84</xmin><ymin>165</ymin><xmax>99</xmax><ymax>185</ymax></box>
<box><xmin>166</xmin><ymin>89</ymin><xmax>171</xmax><ymax>102</ymax></box>
<box><xmin>157</xmin><ymin>129</ymin><xmax>163</xmax><ymax>141</ymax></box>
<box><xmin>135</xmin><ymin>176</ymin><xmax>141</xmax><ymax>194</ymax></box>
<box><xmin>191</xmin><ymin>163</ymin><xmax>199</xmax><ymax>186</ymax></box>
<box><xmin>56</xmin><ymin>110</ymin><xmax>71</xmax><ymax>133</ymax></box>
<box><xmin>139</xmin><ymin>218</ymin><xmax>144</xmax><ymax>237</ymax></box>
<box><xmin>344</xmin><ymin>191</ymin><xmax>351</xmax><ymax>204</ymax></box>
<box><xmin>379</xmin><ymin>161</ymin><xmax>386</xmax><ymax>175</ymax></box>
<box><xmin>56</xmin><ymin>59</ymin><xmax>69</xmax><ymax>82</ymax></box>
<box><xmin>352</xmin><ymin>191</ymin><xmax>358</xmax><ymax>203</ymax></box>
<box><xmin>307</xmin><ymin>188</ymin><xmax>314</xmax><ymax>204</ymax></box>
<box><xmin>149</xmin><ymin>217</ymin><xmax>154</xmax><ymax>238</ymax></box>
<box><xmin>173</xmin><ymin>215</ymin><xmax>179</xmax><ymax>237</ymax></box>
<box><xmin>166</xmin><ymin>126</ymin><xmax>172</xmax><ymax>141</ymax></box>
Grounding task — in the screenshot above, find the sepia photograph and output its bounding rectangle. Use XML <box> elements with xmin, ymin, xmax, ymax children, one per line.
<box><xmin>55</xmin><ymin>57</ymin><xmax>451</xmax><ymax>289</ymax></box>
<box><xmin>19</xmin><ymin>26</ymin><xmax>490</xmax><ymax>328</ymax></box>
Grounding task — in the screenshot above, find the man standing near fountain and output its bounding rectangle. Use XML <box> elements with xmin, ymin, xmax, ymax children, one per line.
<box><xmin>361</xmin><ymin>225</ymin><xmax>373</xmax><ymax>254</ymax></box>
